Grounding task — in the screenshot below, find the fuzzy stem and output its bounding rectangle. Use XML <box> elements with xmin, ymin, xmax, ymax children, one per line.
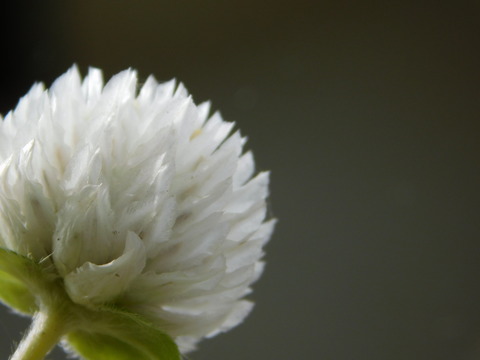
<box><xmin>10</xmin><ymin>310</ymin><xmax>67</xmax><ymax>360</ymax></box>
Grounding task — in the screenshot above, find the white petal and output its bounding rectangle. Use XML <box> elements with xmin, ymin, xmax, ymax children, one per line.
<box><xmin>52</xmin><ymin>185</ymin><xmax>116</xmax><ymax>276</ymax></box>
<box><xmin>101</xmin><ymin>69</ymin><xmax>137</xmax><ymax>105</ymax></box>
<box><xmin>206</xmin><ymin>300</ymin><xmax>253</xmax><ymax>337</ymax></box>
<box><xmin>64</xmin><ymin>232</ymin><xmax>146</xmax><ymax>306</ymax></box>
<box><xmin>233</xmin><ymin>150</ymin><xmax>255</xmax><ymax>187</ymax></box>
<box><xmin>225</xmin><ymin>171</ymin><xmax>270</xmax><ymax>213</ymax></box>
<box><xmin>81</xmin><ymin>67</ymin><xmax>104</xmax><ymax>104</ymax></box>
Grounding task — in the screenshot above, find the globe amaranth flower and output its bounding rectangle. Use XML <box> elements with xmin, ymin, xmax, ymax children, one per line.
<box><xmin>0</xmin><ymin>66</ymin><xmax>275</xmax><ymax>354</ymax></box>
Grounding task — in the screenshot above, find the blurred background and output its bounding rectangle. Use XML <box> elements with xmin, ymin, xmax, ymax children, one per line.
<box><xmin>1</xmin><ymin>1</ymin><xmax>480</xmax><ymax>359</ymax></box>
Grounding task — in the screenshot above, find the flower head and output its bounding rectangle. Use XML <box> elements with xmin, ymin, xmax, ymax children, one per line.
<box><xmin>0</xmin><ymin>67</ymin><xmax>275</xmax><ymax>353</ymax></box>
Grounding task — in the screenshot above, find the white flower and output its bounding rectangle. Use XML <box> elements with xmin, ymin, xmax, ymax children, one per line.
<box><xmin>0</xmin><ymin>67</ymin><xmax>275</xmax><ymax>353</ymax></box>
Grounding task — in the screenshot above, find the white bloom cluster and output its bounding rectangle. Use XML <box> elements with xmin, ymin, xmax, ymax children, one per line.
<box><xmin>0</xmin><ymin>67</ymin><xmax>274</xmax><ymax>352</ymax></box>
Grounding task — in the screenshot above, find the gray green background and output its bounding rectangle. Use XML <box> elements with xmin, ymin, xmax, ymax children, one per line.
<box><xmin>1</xmin><ymin>1</ymin><xmax>480</xmax><ymax>359</ymax></box>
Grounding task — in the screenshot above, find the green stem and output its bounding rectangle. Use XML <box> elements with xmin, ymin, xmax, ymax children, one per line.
<box><xmin>10</xmin><ymin>310</ymin><xmax>67</xmax><ymax>360</ymax></box>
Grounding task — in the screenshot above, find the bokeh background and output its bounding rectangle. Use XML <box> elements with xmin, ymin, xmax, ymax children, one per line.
<box><xmin>1</xmin><ymin>1</ymin><xmax>480</xmax><ymax>359</ymax></box>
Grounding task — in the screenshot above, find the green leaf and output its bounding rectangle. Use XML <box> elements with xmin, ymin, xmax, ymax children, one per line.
<box><xmin>0</xmin><ymin>248</ymin><xmax>40</xmax><ymax>314</ymax></box>
<box><xmin>0</xmin><ymin>247</ymin><xmax>35</xmax><ymax>279</ymax></box>
<box><xmin>67</xmin><ymin>307</ymin><xmax>181</xmax><ymax>360</ymax></box>
<box><xmin>0</xmin><ymin>270</ymin><xmax>36</xmax><ymax>314</ymax></box>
